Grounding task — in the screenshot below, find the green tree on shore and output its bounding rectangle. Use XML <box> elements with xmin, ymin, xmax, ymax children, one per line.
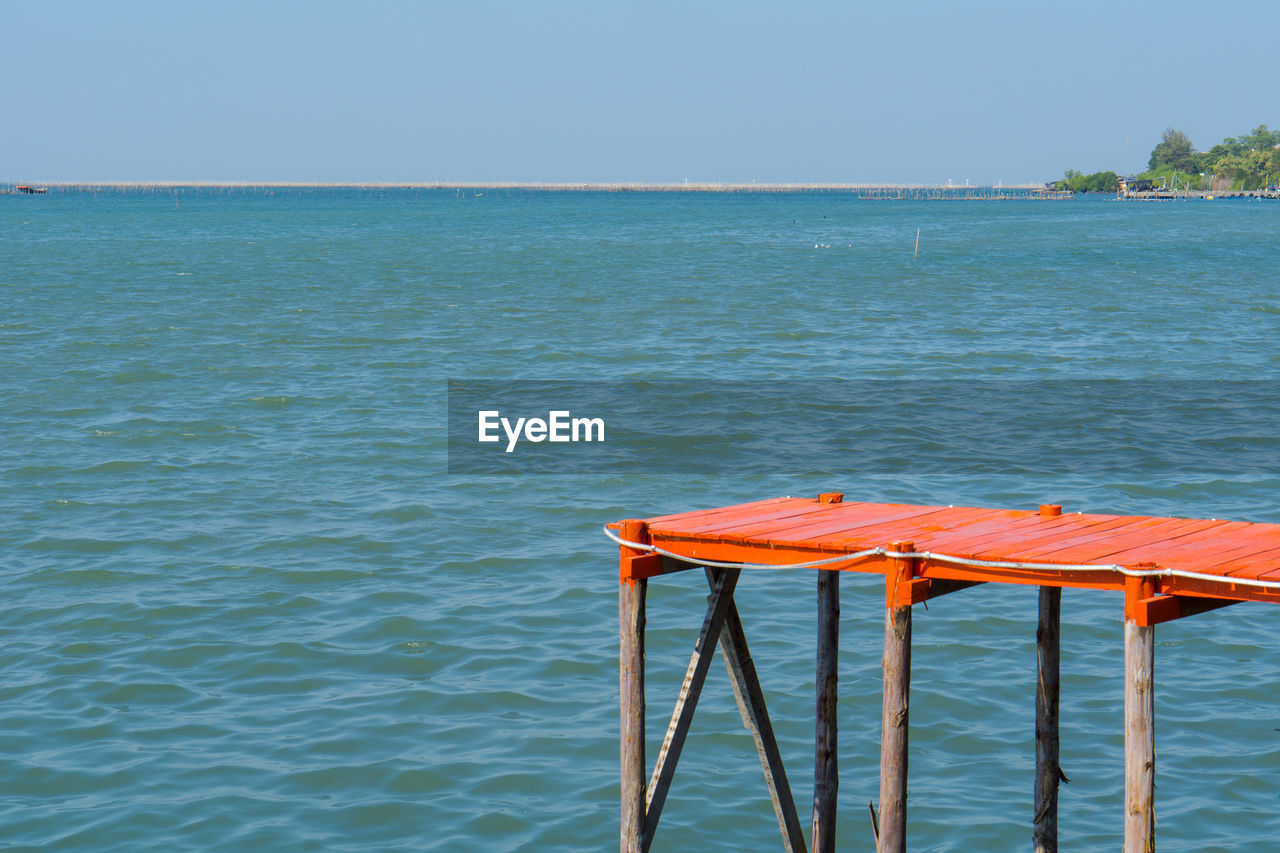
<box><xmin>1057</xmin><ymin>123</ymin><xmax>1280</xmax><ymax>192</ymax></box>
<box><xmin>1053</xmin><ymin>170</ymin><xmax>1118</xmax><ymax>193</ymax></box>
<box><xmin>1148</xmin><ymin>128</ymin><xmax>1199</xmax><ymax>173</ymax></box>
<box><xmin>1201</xmin><ymin>125</ymin><xmax>1280</xmax><ymax>189</ymax></box>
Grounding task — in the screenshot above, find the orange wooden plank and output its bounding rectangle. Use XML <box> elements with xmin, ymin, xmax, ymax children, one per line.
<box><xmin>675</xmin><ymin>500</ymin><xmax>837</xmax><ymax>536</ymax></box>
<box><xmin>757</xmin><ymin>505</ymin><xmax>1001</xmax><ymax>548</ymax></box>
<box><xmin>985</xmin><ymin>518</ymin><xmax>1220</xmax><ymax>566</ymax></box>
<box><xmin>915</xmin><ymin>560</ymin><xmax>1126</xmax><ymax>592</ymax></box>
<box><xmin>1160</xmin><ymin>573</ymin><xmax>1280</xmax><ymax>603</ymax></box>
<box><xmin>810</xmin><ymin>506</ymin><xmax>1025</xmax><ymax>545</ymax></box>
<box><xmin>1005</xmin><ymin>519</ymin><xmax>1216</xmax><ymax>567</ymax></box>
<box><xmin>645</xmin><ymin>496</ymin><xmax>802</xmax><ymax>527</ymax></box>
<box><xmin>812</xmin><ymin>511</ymin><xmax>1037</xmax><ymax>553</ymax></box>
<box><xmin>1237</xmin><ymin>549</ymin><xmax>1280</xmax><ymax>580</ymax></box>
<box><xmin>649</xmin><ymin>498</ymin><xmax>814</xmax><ymax>533</ymax></box>
<box><xmin>1011</xmin><ymin>516</ymin><xmax>1180</xmax><ymax>560</ymax></box>
<box><xmin>1197</xmin><ymin>526</ymin><xmax>1280</xmax><ymax>574</ymax></box>
<box><xmin>1161</xmin><ymin>550</ymin><xmax>1280</xmax><ymax>581</ymax></box>
<box><xmin>1080</xmin><ymin>520</ymin><xmax>1245</xmax><ymax>567</ymax></box>
<box><xmin>690</xmin><ymin>501</ymin><xmax>940</xmax><ymax>540</ymax></box>
<box><xmin>1128</xmin><ymin>522</ymin><xmax>1277</xmax><ymax>570</ymax></box>
<box><xmin>1182</xmin><ymin>547</ymin><xmax>1280</xmax><ymax>580</ymax></box>
<box><xmin>904</xmin><ymin>512</ymin><xmax>1135</xmax><ymax>561</ymax></box>
<box><xmin>644</xmin><ymin>534</ymin><xmax>881</xmax><ymax>568</ymax></box>
<box><xmin>816</xmin><ymin>506</ymin><xmax>1033</xmax><ymax>545</ymax></box>
<box><xmin>916</xmin><ymin>513</ymin><xmax>1137</xmax><ymax>558</ymax></box>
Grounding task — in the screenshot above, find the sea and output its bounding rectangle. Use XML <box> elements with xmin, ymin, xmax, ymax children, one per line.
<box><xmin>3</xmin><ymin>187</ymin><xmax>1279</xmax><ymax>851</ymax></box>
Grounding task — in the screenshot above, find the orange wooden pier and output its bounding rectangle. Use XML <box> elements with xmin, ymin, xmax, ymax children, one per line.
<box><xmin>608</xmin><ymin>494</ymin><xmax>1280</xmax><ymax>852</ymax></box>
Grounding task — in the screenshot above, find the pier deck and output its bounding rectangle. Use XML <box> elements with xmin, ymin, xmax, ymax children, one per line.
<box><xmin>615</xmin><ymin>495</ymin><xmax>1280</xmax><ymax>608</ymax></box>
<box><xmin>610</xmin><ymin>494</ymin><xmax>1280</xmax><ymax>852</ymax></box>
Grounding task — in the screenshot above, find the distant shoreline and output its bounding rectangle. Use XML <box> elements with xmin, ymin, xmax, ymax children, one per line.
<box><xmin>4</xmin><ymin>180</ymin><xmax>1047</xmax><ymax>192</ymax></box>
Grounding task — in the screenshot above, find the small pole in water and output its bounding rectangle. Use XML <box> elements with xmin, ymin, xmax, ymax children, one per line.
<box><xmin>913</xmin><ymin>228</ymin><xmax>920</xmax><ymax>261</ymax></box>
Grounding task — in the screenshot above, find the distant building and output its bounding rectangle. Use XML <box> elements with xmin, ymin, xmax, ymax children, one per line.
<box><xmin>1118</xmin><ymin>177</ymin><xmax>1154</xmax><ymax>195</ymax></box>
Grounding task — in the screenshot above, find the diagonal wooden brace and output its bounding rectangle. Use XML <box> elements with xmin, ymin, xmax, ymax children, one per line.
<box><xmin>642</xmin><ymin>567</ymin><xmax>741</xmax><ymax>847</ymax></box>
<box><xmin>713</xmin><ymin>570</ymin><xmax>807</xmax><ymax>853</ymax></box>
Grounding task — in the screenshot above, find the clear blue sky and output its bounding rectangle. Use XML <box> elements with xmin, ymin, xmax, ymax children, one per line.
<box><xmin>4</xmin><ymin>0</ymin><xmax>1276</xmax><ymax>184</ymax></box>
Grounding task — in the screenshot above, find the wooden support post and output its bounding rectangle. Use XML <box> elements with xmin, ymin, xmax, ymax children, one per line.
<box><xmin>1034</xmin><ymin>586</ymin><xmax>1062</xmax><ymax>853</ymax></box>
<box><xmin>642</xmin><ymin>567</ymin><xmax>740</xmax><ymax>847</ymax></box>
<box><xmin>619</xmin><ymin>520</ymin><xmax>648</xmax><ymax>853</ymax></box>
<box><xmin>714</xmin><ymin>571</ymin><xmax>807</xmax><ymax>853</ymax></box>
<box><xmin>1124</xmin><ymin>577</ymin><xmax>1156</xmax><ymax>853</ymax></box>
<box><xmin>812</xmin><ymin>568</ymin><xmax>839</xmax><ymax>853</ymax></box>
<box><xmin>878</xmin><ymin>541</ymin><xmax>914</xmax><ymax>853</ymax></box>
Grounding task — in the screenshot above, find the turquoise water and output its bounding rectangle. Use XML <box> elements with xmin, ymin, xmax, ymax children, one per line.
<box><xmin>3</xmin><ymin>189</ymin><xmax>1280</xmax><ymax>851</ymax></box>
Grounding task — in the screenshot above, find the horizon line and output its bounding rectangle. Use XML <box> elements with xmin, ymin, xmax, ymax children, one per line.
<box><xmin>5</xmin><ymin>180</ymin><xmax>1050</xmax><ymax>191</ymax></box>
